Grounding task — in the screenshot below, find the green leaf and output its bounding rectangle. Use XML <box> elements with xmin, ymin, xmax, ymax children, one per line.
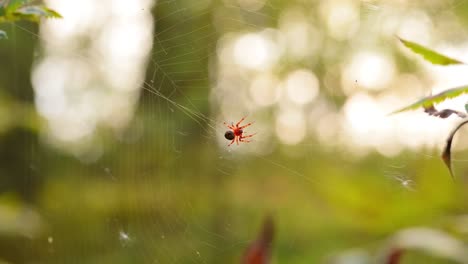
<box><xmin>1</xmin><ymin>1</ymin><xmax>62</xmax><ymax>23</ymax></box>
<box><xmin>390</xmin><ymin>85</ymin><xmax>468</xmax><ymax>114</ymax></box>
<box><xmin>12</xmin><ymin>5</ymin><xmax>62</xmax><ymax>22</ymax></box>
<box><xmin>441</xmin><ymin>120</ymin><xmax>468</xmax><ymax>180</ymax></box>
<box><xmin>399</xmin><ymin>37</ymin><xmax>464</xmax><ymax>65</ymax></box>
<box><xmin>0</xmin><ymin>29</ymin><xmax>7</xmax><ymax>39</ymax></box>
<box><xmin>4</xmin><ymin>0</ymin><xmax>30</xmax><ymax>12</ymax></box>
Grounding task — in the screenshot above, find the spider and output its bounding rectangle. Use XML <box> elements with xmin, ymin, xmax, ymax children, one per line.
<box><xmin>223</xmin><ymin>117</ymin><xmax>256</xmax><ymax>146</ymax></box>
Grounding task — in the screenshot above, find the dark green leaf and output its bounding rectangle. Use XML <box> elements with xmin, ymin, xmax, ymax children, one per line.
<box><xmin>0</xmin><ymin>29</ymin><xmax>6</xmax><ymax>39</ymax></box>
<box><xmin>390</xmin><ymin>85</ymin><xmax>468</xmax><ymax>114</ymax></box>
<box><xmin>399</xmin><ymin>37</ymin><xmax>464</xmax><ymax>65</ymax></box>
<box><xmin>442</xmin><ymin>120</ymin><xmax>468</xmax><ymax>179</ymax></box>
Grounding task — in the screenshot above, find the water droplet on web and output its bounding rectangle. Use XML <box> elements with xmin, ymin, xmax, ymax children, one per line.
<box><xmin>119</xmin><ymin>230</ymin><xmax>132</xmax><ymax>246</ymax></box>
<box><xmin>401</xmin><ymin>180</ymin><xmax>415</xmax><ymax>191</ymax></box>
<box><xmin>47</xmin><ymin>236</ymin><xmax>53</xmax><ymax>244</ymax></box>
<box><xmin>395</xmin><ymin>176</ymin><xmax>415</xmax><ymax>191</ymax></box>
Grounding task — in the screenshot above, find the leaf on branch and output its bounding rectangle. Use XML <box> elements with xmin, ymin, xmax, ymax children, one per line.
<box><xmin>442</xmin><ymin>120</ymin><xmax>468</xmax><ymax>179</ymax></box>
<box><xmin>242</xmin><ymin>215</ymin><xmax>274</xmax><ymax>264</ymax></box>
<box><xmin>423</xmin><ymin>104</ymin><xmax>466</xmax><ymax>119</ymax></box>
<box><xmin>0</xmin><ymin>29</ymin><xmax>6</xmax><ymax>39</ymax></box>
<box><xmin>12</xmin><ymin>5</ymin><xmax>62</xmax><ymax>22</ymax></box>
<box><xmin>399</xmin><ymin>37</ymin><xmax>464</xmax><ymax>65</ymax></box>
<box><xmin>4</xmin><ymin>0</ymin><xmax>29</xmax><ymax>13</ymax></box>
<box><xmin>390</xmin><ymin>85</ymin><xmax>468</xmax><ymax>114</ymax></box>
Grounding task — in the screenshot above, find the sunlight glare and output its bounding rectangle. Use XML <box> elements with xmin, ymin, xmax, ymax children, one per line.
<box><xmin>276</xmin><ymin>110</ymin><xmax>306</xmax><ymax>145</ymax></box>
<box><xmin>35</xmin><ymin>0</ymin><xmax>154</xmax><ymax>155</ymax></box>
<box><xmin>111</xmin><ymin>0</ymin><xmax>153</xmax><ymax>16</ymax></box>
<box><xmin>343</xmin><ymin>51</ymin><xmax>395</xmax><ymax>92</ymax></box>
<box><xmin>320</xmin><ymin>0</ymin><xmax>360</xmax><ymax>40</ymax></box>
<box><xmin>249</xmin><ymin>73</ymin><xmax>280</xmax><ymax>107</ymax></box>
<box><xmin>43</xmin><ymin>0</ymin><xmax>97</xmax><ymax>38</ymax></box>
<box><xmin>285</xmin><ymin>69</ymin><xmax>319</xmax><ymax>106</ymax></box>
<box><xmin>97</xmin><ymin>19</ymin><xmax>153</xmax><ymax>91</ymax></box>
<box><xmin>279</xmin><ymin>7</ymin><xmax>321</xmax><ymax>60</ymax></box>
<box><xmin>397</xmin><ymin>10</ymin><xmax>432</xmax><ymax>44</ymax></box>
<box><xmin>233</xmin><ymin>32</ymin><xmax>278</xmax><ymax>70</ymax></box>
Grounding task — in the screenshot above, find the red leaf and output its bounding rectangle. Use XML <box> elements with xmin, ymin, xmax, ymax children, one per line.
<box><xmin>386</xmin><ymin>248</ymin><xmax>404</xmax><ymax>264</ymax></box>
<box><xmin>242</xmin><ymin>216</ymin><xmax>274</xmax><ymax>264</ymax></box>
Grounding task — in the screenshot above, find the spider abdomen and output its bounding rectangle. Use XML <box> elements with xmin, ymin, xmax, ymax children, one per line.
<box><xmin>225</xmin><ymin>130</ymin><xmax>235</xmax><ymax>140</ymax></box>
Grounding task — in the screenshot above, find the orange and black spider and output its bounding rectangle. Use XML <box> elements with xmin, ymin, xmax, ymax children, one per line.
<box><xmin>223</xmin><ymin>117</ymin><xmax>256</xmax><ymax>146</ymax></box>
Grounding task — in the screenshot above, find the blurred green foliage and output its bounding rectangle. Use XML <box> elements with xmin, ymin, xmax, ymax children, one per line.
<box><xmin>0</xmin><ymin>0</ymin><xmax>468</xmax><ymax>264</ymax></box>
<box><xmin>398</xmin><ymin>37</ymin><xmax>464</xmax><ymax>66</ymax></box>
<box><xmin>0</xmin><ymin>0</ymin><xmax>61</xmax><ymax>39</ymax></box>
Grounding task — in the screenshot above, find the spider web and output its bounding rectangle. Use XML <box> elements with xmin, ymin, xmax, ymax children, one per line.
<box><xmin>139</xmin><ymin>1</ymin><xmax>468</xmax><ymax>262</ymax></box>
<box><xmin>134</xmin><ymin>1</ymin><xmax>327</xmax><ymax>263</ymax></box>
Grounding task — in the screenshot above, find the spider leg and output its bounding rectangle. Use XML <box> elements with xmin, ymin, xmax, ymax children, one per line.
<box><xmin>223</xmin><ymin>122</ymin><xmax>235</xmax><ymax>129</ymax></box>
<box><xmin>239</xmin><ymin>122</ymin><xmax>254</xmax><ymax>129</ymax></box>
<box><xmin>235</xmin><ymin>116</ymin><xmax>247</xmax><ymax>127</ymax></box>
<box><xmin>241</xmin><ymin>132</ymin><xmax>256</xmax><ymax>139</ymax></box>
<box><xmin>239</xmin><ymin>132</ymin><xmax>256</xmax><ymax>143</ymax></box>
<box><xmin>228</xmin><ymin>138</ymin><xmax>236</xmax><ymax>146</ymax></box>
<box><xmin>236</xmin><ymin>136</ymin><xmax>239</xmax><ymax>145</ymax></box>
